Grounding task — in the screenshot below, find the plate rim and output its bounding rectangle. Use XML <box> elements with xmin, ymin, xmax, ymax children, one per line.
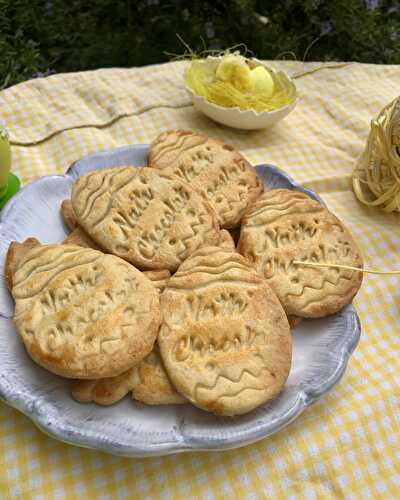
<box><xmin>0</xmin><ymin>144</ymin><xmax>361</xmax><ymax>457</ymax></box>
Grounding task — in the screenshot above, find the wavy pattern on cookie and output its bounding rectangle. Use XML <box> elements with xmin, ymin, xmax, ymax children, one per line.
<box><xmin>5</xmin><ymin>238</ymin><xmax>41</xmax><ymax>291</ymax></box>
<box><xmin>245</xmin><ymin>190</ymin><xmax>325</xmax><ymax>224</ymax></box>
<box><xmin>79</xmin><ymin>169</ymin><xmax>140</xmax><ymax>225</ymax></box>
<box><xmin>194</xmin><ymin>365</ymin><xmax>276</xmax><ymax>403</ymax></box>
<box><xmin>149</xmin><ymin>130</ymin><xmax>208</xmax><ymax>167</ymax></box>
<box><xmin>158</xmin><ymin>247</ymin><xmax>291</xmax><ymax>416</ymax></box>
<box><xmin>13</xmin><ymin>246</ymin><xmax>100</xmax><ymax>297</ymax></box>
<box><xmin>238</xmin><ymin>189</ymin><xmax>363</xmax><ymax>317</ymax></box>
<box><xmin>148</xmin><ymin>130</ymin><xmax>263</xmax><ymax>228</ymax></box>
<box><xmin>167</xmin><ymin>248</ymin><xmax>259</xmax><ymax>293</ymax></box>
<box><xmin>71</xmin><ymin>167</ymin><xmax>220</xmax><ymax>271</ymax></box>
<box><xmin>12</xmin><ymin>244</ymin><xmax>160</xmax><ymax>379</ymax></box>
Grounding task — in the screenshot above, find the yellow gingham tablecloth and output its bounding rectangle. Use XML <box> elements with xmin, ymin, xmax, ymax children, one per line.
<box><xmin>0</xmin><ymin>60</ymin><xmax>399</xmax><ymax>498</ymax></box>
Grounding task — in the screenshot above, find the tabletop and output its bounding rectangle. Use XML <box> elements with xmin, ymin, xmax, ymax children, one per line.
<box><xmin>0</xmin><ymin>60</ymin><xmax>399</xmax><ymax>499</ymax></box>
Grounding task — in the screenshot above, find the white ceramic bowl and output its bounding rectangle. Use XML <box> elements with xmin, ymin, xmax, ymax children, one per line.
<box><xmin>184</xmin><ymin>60</ymin><xmax>297</xmax><ymax>130</ymax></box>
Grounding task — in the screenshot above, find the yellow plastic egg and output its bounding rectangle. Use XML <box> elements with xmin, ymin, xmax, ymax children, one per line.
<box><xmin>215</xmin><ymin>54</ymin><xmax>252</xmax><ymax>92</ymax></box>
<box><xmin>249</xmin><ymin>66</ymin><xmax>274</xmax><ymax>97</ymax></box>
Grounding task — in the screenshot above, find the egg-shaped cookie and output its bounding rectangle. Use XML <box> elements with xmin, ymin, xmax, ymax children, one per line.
<box><xmin>158</xmin><ymin>247</ymin><xmax>291</xmax><ymax>416</ymax></box>
<box><xmin>71</xmin><ymin>166</ymin><xmax>220</xmax><ymax>271</ymax></box>
<box><xmin>148</xmin><ymin>130</ymin><xmax>263</xmax><ymax>229</ymax></box>
<box><xmin>130</xmin><ymin>344</ymin><xmax>186</xmax><ymax>405</ymax></box>
<box><xmin>12</xmin><ymin>244</ymin><xmax>161</xmax><ymax>379</ymax></box>
<box><xmin>238</xmin><ymin>189</ymin><xmax>363</xmax><ymax>317</ymax></box>
<box><xmin>71</xmin><ymin>344</ymin><xmax>185</xmax><ymax>406</ymax></box>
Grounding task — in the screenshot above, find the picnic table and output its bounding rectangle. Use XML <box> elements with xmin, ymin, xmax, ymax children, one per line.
<box><xmin>0</xmin><ymin>60</ymin><xmax>398</xmax><ymax>498</ymax></box>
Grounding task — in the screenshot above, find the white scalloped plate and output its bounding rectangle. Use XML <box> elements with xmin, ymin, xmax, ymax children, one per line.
<box><xmin>0</xmin><ymin>145</ymin><xmax>360</xmax><ymax>457</ymax></box>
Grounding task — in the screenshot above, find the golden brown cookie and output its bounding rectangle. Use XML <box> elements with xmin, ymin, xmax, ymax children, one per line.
<box><xmin>60</xmin><ymin>199</ymin><xmax>102</xmax><ymax>250</ymax></box>
<box><xmin>71</xmin><ymin>368</ymin><xmax>136</xmax><ymax>405</ymax></box>
<box><xmin>59</xmin><ymin>204</ymin><xmax>171</xmax><ymax>290</ymax></box>
<box><xmin>131</xmin><ymin>344</ymin><xmax>186</xmax><ymax>405</ymax></box>
<box><xmin>71</xmin><ymin>166</ymin><xmax>220</xmax><ymax>271</ymax></box>
<box><xmin>218</xmin><ymin>229</ymin><xmax>235</xmax><ymax>251</ymax></box>
<box><xmin>238</xmin><ymin>189</ymin><xmax>363</xmax><ymax>317</ymax></box>
<box><xmin>5</xmin><ymin>238</ymin><xmax>41</xmax><ymax>291</ymax></box>
<box><xmin>288</xmin><ymin>316</ymin><xmax>303</xmax><ymax>329</ymax></box>
<box><xmin>142</xmin><ymin>270</ymin><xmax>171</xmax><ymax>292</ymax></box>
<box><xmin>71</xmin><ymin>344</ymin><xmax>185</xmax><ymax>405</ymax></box>
<box><xmin>67</xmin><ymin>177</ymin><xmax>232</xmax><ymax>263</ymax></box>
<box><xmin>61</xmin><ymin>199</ymin><xmax>78</xmax><ymax>231</ymax></box>
<box><xmin>158</xmin><ymin>246</ymin><xmax>291</xmax><ymax>416</ymax></box>
<box><xmin>148</xmin><ymin>130</ymin><xmax>263</xmax><ymax>229</ymax></box>
<box><xmin>12</xmin><ymin>244</ymin><xmax>161</xmax><ymax>379</ymax></box>
<box><xmin>63</xmin><ymin>226</ymin><xmax>102</xmax><ymax>250</ymax></box>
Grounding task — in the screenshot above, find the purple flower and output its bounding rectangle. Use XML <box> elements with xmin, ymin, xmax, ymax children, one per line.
<box><xmin>205</xmin><ymin>22</ymin><xmax>215</xmax><ymax>39</ymax></box>
<box><xmin>31</xmin><ymin>69</ymin><xmax>56</xmax><ymax>79</ymax></box>
<box><xmin>365</xmin><ymin>0</ymin><xmax>379</xmax><ymax>10</ymax></box>
<box><xmin>320</xmin><ymin>21</ymin><xmax>333</xmax><ymax>35</ymax></box>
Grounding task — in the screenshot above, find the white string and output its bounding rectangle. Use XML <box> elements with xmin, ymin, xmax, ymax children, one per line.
<box><xmin>293</xmin><ymin>261</ymin><xmax>400</xmax><ymax>275</ymax></box>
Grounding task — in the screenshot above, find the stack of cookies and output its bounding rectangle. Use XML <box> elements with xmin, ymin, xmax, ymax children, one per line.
<box><xmin>5</xmin><ymin>130</ymin><xmax>363</xmax><ymax>416</ymax></box>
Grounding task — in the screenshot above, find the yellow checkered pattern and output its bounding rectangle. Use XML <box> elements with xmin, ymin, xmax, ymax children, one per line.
<box><xmin>0</xmin><ymin>60</ymin><xmax>399</xmax><ymax>499</ymax></box>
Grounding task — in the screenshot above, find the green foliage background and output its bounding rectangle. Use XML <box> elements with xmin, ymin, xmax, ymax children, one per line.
<box><xmin>1</xmin><ymin>0</ymin><xmax>399</xmax><ymax>89</ymax></box>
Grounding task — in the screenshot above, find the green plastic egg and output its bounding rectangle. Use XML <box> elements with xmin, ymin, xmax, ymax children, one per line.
<box><xmin>0</xmin><ymin>124</ymin><xmax>11</xmax><ymax>191</ymax></box>
<box><xmin>0</xmin><ymin>124</ymin><xmax>20</xmax><ymax>208</ymax></box>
